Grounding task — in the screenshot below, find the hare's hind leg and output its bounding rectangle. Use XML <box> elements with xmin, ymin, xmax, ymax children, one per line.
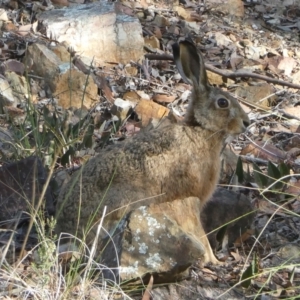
<box><xmin>199</xmin><ymin>224</ymin><xmax>223</xmax><ymax>265</ymax></box>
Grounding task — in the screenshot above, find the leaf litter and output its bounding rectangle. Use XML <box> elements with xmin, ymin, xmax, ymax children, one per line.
<box><xmin>0</xmin><ymin>0</ymin><xmax>300</xmax><ymax>298</ymax></box>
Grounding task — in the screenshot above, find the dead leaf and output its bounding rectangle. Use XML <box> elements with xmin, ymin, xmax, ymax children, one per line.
<box><xmin>285</xmin><ymin>180</ymin><xmax>300</xmax><ymax>197</ymax></box>
<box><xmin>144</xmin><ymin>36</ymin><xmax>160</xmax><ymax>49</ymax></box>
<box><xmin>124</xmin><ymin>65</ymin><xmax>138</xmax><ymax>76</ymax></box>
<box><xmin>241</xmin><ymin>141</ymin><xmax>287</xmax><ymax>163</ymax></box>
<box><xmin>233</xmin><ymin>229</ymin><xmax>254</xmax><ymax>247</ymax></box>
<box><xmin>3</xmin><ymin>106</ymin><xmax>24</xmax><ymax>119</ymax></box>
<box><xmin>4</xmin><ymin>22</ymin><xmax>17</xmax><ymax>32</ymax></box>
<box><xmin>153</xmin><ymin>94</ymin><xmax>176</xmax><ymax>103</ymax></box>
<box><xmin>0</xmin><ymin>9</ymin><xmax>8</xmax><ymax>21</ymax></box>
<box><xmin>267</xmin><ymin>56</ymin><xmax>297</xmax><ymax>76</ymax></box>
<box><xmin>123</xmin><ymin>90</ymin><xmax>140</xmax><ymax>102</ymax></box>
<box><xmin>201</xmin><ymin>268</ymin><xmax>218</xmax><ymax>280</ymax></box>
<box><xmin>214</xmin><ymin>32</ymin><xmax>232</xmax><ymax>47</ymax></box>
<box><xmin>282</xmin><ymin>106</ymin><xmax>300</xmax><ymax>119</ymax></box>
<box><xmin>3</xmin><ymin>60</ymin><xmax>25</xmax><ymax>75</ymax></box>
<box><xmin>18</xmin><ymin>24</ymin><xmax>32</xmax><ymax>36</ymax></box>
<box><xmin>207</xmin><ymin>70</ymin><xmax>225</xmax><ymax>86</ymax></box>
<box><xmin>277</xmin><ymin>57</ymin><xmax>296</xmax><ymax>76</ymax></box>
<box><xmin>135</xmin><ymin>99</ymin><xmax>169</xmax><ymax>126</ymax></box>
<box><xmin>230</xmin><ymin>250</ymin><xmax>241</xmax><ymax>261</ymax></box>
<box><xmin>271</xmin><ymin>123</ymin><xmax>293</xmax><ymax>134</ymax></box>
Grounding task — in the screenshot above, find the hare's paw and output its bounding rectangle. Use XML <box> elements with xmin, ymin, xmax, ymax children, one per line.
<box><xmin>202</xmin><ymin>251</ymin><xmax>224</xmax><ymax>266</ymax></box>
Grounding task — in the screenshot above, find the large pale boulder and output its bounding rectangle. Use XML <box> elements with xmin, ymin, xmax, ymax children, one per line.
<box><xmin>37</xmin><ymin>2</ymin><xmax>144</xmax><ymax>66</ymax></box>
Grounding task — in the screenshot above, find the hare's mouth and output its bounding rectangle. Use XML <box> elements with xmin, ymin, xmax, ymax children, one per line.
<box><xmin>225</xmin><ymin>126</ymin><xmax>247</xmax><ymax>142</ymax></box>
<box><xmin>225</xmin><ymin>135</ymin><xmax>237</xmax><ymax>144</ymax></box>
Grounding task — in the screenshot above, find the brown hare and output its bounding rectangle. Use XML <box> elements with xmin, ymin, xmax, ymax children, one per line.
<box><xmin>56</xmin><ymin>39</ymin><xmax>250</xmax><ymax>264</ymax></box>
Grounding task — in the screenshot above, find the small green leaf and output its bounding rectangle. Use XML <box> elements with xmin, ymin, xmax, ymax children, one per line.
<box><xmin>253</xmin><ymin>163</ymin><xmax>268</xmax><ymax>188</ymax></box>
<box><xmin>267</xmin><ymin>161</ymin><xmax>281</xmax><ymax>180</ymax></box>
<box><xmin>241</xmin><ymin>253</ymin><xmax>259</xmax><ymax>288</ymax></box>
<box><xmin>241</xmin><ymin>265</ymin><xmax>252</xmax><ymax>288</ymax></box>
<box><xmin>278</xmin><ymin>162</ymin><xmax>290</xmax><ymax>178</ymax></box>
<box><xmin>267</xmin><ymin>161</ymin><xmax>283</xmax><ymax>189</ymax></box>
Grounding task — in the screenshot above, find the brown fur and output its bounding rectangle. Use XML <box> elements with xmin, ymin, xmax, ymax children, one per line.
<box><xmin>55</xmin><ymin>39</ymin><xmax>249</xmax><ymax>264</ymax></box>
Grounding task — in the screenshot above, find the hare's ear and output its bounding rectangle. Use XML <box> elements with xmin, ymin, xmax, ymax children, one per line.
<box><xmin>172</xmin><ymin>39</ymin><xmax>208</xmax><ymax>91</ymax></box>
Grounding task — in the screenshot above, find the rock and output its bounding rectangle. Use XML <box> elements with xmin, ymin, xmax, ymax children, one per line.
<box><xmin>5</xmin><ymin>72</ymin><xmax>28</xmax><ymax>104</ymax></box>
<box><xmin>49</xmin><ymin>44</ymin><xmax>70</xmax><ymax>62</ymax></box>
<box><xmin>37</xmin><ymin>2</ymin><xmax>144</xmax><ymax>66</ymax></box>
<box><xmin>0</xmin><ymin>77</ymin><xmax>17</xmax><ymax>107</ymax></box>
<box><xmin>26</xmin><ymin>43</ymin><xmax>98</xmax><ymax>109</ymax></box>
<box><xmin>201</xmin><ymin>188</ymin><xmax>254</xmax><ymax>251</ymax></box>
<box><xmin>100</xmin><ymin>197</ymin><xmax>210</xmax><ymax>283</ymax></box>
<box><xmin>0</xmin><ymin>156</ymin><xmax>54</xmax><ymax>227</ymax></box>
<box><xmin>98</xmin><ymin>189</ymin><xmax>253</xmax><ymax>283</ymax></box>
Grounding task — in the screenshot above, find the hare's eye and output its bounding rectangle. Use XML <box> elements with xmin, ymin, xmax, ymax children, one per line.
<box><xmin>217</xmin><ymin>98</ymin><xmax>229</xmax><ymax>108</ymax></box>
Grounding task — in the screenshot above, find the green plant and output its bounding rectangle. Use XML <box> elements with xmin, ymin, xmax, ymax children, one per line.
<box><xmin>236</xmin><ymin>157</ymin><xmax>290</xmax><ymax>192</ymax></box>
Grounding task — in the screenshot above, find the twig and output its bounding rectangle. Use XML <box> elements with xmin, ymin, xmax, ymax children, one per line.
<box><xmin>277</xmin><ymin>109</ymin><xmax>300</xmax><ymax>121</ymax></box>
<box><xmin>206</xmin><ymin>64</ymin><xmax>300</xmax><ymax>90</ymax></box>
<box><xmin>240</xmin><ymin>155</ymin><xmax>268</xmax><ymax>165</ymax></box>
<box><xmin>144</xmin><ymin>53</ymin><xmax>300</xmax><ymax>90</ymax></box>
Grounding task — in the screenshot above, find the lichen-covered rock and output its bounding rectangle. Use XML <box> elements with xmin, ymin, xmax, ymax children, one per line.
<box><xmin>101</xmin><ymin>197</ymin><xmax>208</xmax><ymax>282</ymax></box>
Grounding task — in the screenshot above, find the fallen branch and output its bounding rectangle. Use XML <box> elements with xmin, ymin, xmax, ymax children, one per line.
<box><xmin>144</xmin><ymin>53</ymin><xmax>300</xmax><ymax>90</ymax></box>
